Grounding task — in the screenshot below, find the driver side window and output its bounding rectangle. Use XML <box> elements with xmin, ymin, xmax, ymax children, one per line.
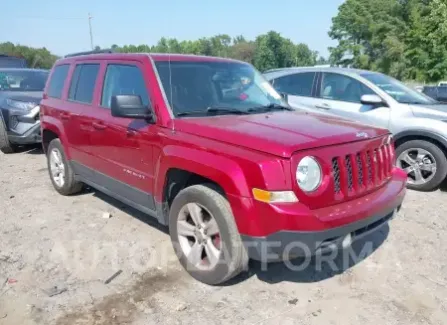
<box><xmin>320</xmin><ymin>73</ymin><xmax>375</xmax><ymax>103</ymax></box>
<box><xmin>101</xmin><ymin>64</ymin><xmax>150</xmax><ymax>109</ymax></box>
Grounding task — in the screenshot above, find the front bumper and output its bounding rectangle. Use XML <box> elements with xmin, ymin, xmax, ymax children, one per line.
<box><xmin>242</xmin><ymin>205</ymin><xmax>401</xmax><ymax>261</ymax></box>
<box><xmin>1</xmin><ymin>106</ymin><xmax>41</xmax><ymax>144</ymax></box>
<box><xmin>229</xmin><ymin>168</ymin><xmax>407</xmax><ymax>261</ymax></box>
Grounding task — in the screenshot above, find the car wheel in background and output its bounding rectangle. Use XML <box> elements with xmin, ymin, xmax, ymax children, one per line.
<box><xmin>395</xmin><ymin>139</ymin><xmax>447</xmax><ymax>192</ymax></box>
<box><xmin>0</xmin><ymin>110</ymin><xmax>18</xmax><ymax>154</ymax></box>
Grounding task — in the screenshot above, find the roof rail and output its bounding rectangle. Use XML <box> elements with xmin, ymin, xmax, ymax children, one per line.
<box><xmin>263</xmin><ymin>68</ymin><xmax>290</xmax><ymax>74</ymax></box>
<box><xmin>64</xmin><ymin>49</ymin><xmax>115</xmax><ymax>58</ymax></box>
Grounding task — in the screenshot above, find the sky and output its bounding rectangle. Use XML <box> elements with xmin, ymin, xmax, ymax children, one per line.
<box><xmin>1</xmin><ymin>0</ymin><xmax>345</xmax><ymax>58</ymax></box>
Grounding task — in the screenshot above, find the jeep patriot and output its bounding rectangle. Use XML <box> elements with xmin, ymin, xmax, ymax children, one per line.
<box><xmin>40</xmin><ymin>52</ymin><xmax>407</xmax><ymax>284</ymax></box>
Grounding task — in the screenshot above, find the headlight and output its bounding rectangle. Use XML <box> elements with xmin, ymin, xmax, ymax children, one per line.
<box><xmin>5</xmin><ymin>99</ymin><xmax>37</xmax><ymax>112</ymax></box>
<box><xmin>296</xmin><ymin>156</ymin><xmax>322</xmax><ymax>192</ymax></box>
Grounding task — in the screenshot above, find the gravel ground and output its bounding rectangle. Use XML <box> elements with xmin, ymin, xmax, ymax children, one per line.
<box><xmin>1</xmin><ymin>146</ymin><xmax>447</xmax><ymax>325</ymax></box>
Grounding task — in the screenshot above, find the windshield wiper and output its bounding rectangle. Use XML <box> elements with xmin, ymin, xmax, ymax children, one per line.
<box><xmin>176</xmin><ymin>107</ymin><xmax>250</xmax><ymax>117</ymax></box>
<box><xmin>248</xmin><ymin>103</ymin><xmax>294</xmax><ymax>112</ymax></box>
<box><xmin>206</xmin><ymin>107</ymin><xmax>250</xmax><ymax>115</ymax></box>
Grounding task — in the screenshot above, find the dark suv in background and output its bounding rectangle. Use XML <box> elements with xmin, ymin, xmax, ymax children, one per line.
<box><xmin>0</xmin><ymin>54</ymin><xmax>27</xmax><ymax>68</ymax></box>
<box><xmin>0</xmin><ymin>68</ymin><xmax>48</xmax><ymax>153</ymax></box>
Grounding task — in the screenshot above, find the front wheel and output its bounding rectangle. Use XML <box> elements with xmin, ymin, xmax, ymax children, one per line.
<box><xmin>169</xmin><ymin>184</ymin><xmax>248</xmax><ymax>285</ymax></box>
<box><xmin>395</xmin><ymin>139</ymin><xmax>447</xmax><ymax>192</ymax></box>
<box><xmin>0</xmin><ymin>111</ymin><xmax>18</xmax><ymax>154</ymax></box>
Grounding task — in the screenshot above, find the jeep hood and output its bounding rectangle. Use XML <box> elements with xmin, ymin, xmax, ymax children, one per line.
<box><xmin>174</xmin><ymin>111</ymin><xmax>389</xmax><ymax>158</ymax></box>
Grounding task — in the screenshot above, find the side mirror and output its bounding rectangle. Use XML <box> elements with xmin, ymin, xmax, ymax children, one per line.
<box><xmin>360</xmin><ymin>94</ymin><xmax>385</xmax><ymax>106</ymax></box>
<box><xmin>280</xmin><ymin>92</ymin><xmax>289</xmax><ymax>103</ymax></box>
<box><xmin>111</xmin><ymin>95</ymin><xmax>153</xmax><ymax>121</ymax></box>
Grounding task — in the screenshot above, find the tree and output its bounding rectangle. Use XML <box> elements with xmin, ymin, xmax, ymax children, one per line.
<box><xmin>0</xmin><ymin>42</ymin><xmax>58</xmax><ymax>69</ymax></box>
<box><xmin>253</xmin><ymin>31</ymin><xmax>316</xmax><ymax>71</ymax></box>
<box><xmin>2</xmin><ymin>31</ymin><xmax>320</xmax><ymax>72</ymax></box>
<box><xmin>329</xmin><ymin>0</ymin><xmax>447</xmax><ymax>82</ymax></box>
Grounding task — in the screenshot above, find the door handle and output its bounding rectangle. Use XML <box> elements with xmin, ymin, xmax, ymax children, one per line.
<box><xmin>126</xmin><ymin>129</ymin><xmax>138</xmax><ymax>137</ymax></box>
<box><xmin>315</xmin><ymin>103</ymin><xmax>331</xmax><ymax>110</ymax></box>
<box><xmin>60</xmin><ymin>112</ymin><xmax>71</xmax><ymax>120</ymax></box>
<box><xmin>92</xmin><ymin>121</ymin><xmax>107</xmax><ymax>130</ymax></box>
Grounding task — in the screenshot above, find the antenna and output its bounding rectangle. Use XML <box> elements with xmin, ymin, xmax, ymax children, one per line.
<box><xmin>88</xmin><ymin>13</ymin><xmax>94</xmax><ymax>50</ymax></box>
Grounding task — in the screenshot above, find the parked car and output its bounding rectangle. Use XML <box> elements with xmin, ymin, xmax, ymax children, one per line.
<box><xmin>0</xmin><ymin>68</ymin><xmax>49</xmax><ymax>153</ymax></box>
<box><xmin>264</xmin><ymin>67</ymin><xmax>447</xmax><ymax>191</ymax></box>
<box><xmin>40</xmin><ymin>52</ymin><xmax>406</xmax><ymax>284</ymax></box>
<box><xmin>0</xmin><ymin>54</ymin><xmax>27</xmax><ymax>68</ymax></box>
<box><xmin>422</xmin><ymin>85</ymin><xmax>447</xmax><ymax>103</ymax></box>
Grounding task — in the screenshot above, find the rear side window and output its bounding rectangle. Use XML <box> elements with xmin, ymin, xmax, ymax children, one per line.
<box><xmin>101</xmin><ymin>64</ymin><xmax>149</xmax><ymax>108</ymax></box>
<box><xmin>47</xmin><ymin>64</ymin><xmax>69</xmax><ymax>98</ymax></box>
<box><xmin>273</xmin><ymin>72</ymin><xmax>316</xmax><ymax>97</ymax></box>
<box><xmin>68</xmin><ymin>64</ymin><xmax>100</xmax><ymax>104</ymax></box>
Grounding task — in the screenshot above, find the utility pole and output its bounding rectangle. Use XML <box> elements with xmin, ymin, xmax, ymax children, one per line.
<box><xmin>88</xmin><ymin>13</ymin><xmax>94</xmax><ymax>50</ymax></box>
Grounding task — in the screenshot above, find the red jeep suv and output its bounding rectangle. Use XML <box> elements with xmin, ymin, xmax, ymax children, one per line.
<box><xmin>40</xmin><ymin>51</ymin><xmax>407</xmax><ymax>284</ymax></box>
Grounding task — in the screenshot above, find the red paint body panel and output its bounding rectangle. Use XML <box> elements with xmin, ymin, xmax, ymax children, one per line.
<box><xmin>229</xmin><ymin>168</ymin><xmax>406</xmax><ymax>236</ymax></box>
<box><xmin>40</xmin><ymin>53</ymin><xmax>407</xmax><ymax>238</ymax></box>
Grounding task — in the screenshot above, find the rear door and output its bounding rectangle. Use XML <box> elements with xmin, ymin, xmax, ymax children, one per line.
<box><xmin>314</xmin><ymin>72</ymin><xmax>391</xmax><ymax>128</ymax></box>
<box><xmin>65</xmin><ymin>62</ymin><xmax>101</xmax><ymax>170</ymax></box>
<box><xmin>271</xmin><ymin>72</ymin><xmax>320</xmax><ymax>111</ymax></box>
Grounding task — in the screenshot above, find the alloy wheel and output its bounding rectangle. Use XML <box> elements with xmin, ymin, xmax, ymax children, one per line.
<box><xmin>177</xmin><ymin>202</ymin><xmax>222</xmax><ymax>270</ymax></box>
<box><xmin>396</xmin><ymin>148</ymin><xmax>437</xmax><ymax>185</ymax></box>
<box><xmin>49</xmin><ymin>148</ymin><xmax>65</xmax><ymax>187</ymax></box>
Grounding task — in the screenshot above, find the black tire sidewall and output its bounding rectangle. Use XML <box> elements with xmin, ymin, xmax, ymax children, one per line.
<box><xmin>396</xmin><ymin>140</ymin><xmax>447</xmax><ymax>191</ymax></box>
<box><xmin>169</xmin><ymin>186</ymin><xmax>240</xmax><ymax>285</ymax></box>
<box><xmin>0</xmin><ymin>110</ymin><xmax>14</xmax><ymax>154</ymax></box>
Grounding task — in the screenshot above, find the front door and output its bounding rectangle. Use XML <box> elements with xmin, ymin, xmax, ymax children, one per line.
<box><xmin>314</xmin><ymin>72</ymin><xmax>391</xmax><ymax>129</ymax></box>
<box><xmin>88</xmin><ymin>61</ymin><xmax>158</xmax><ymax>211</ymax></box>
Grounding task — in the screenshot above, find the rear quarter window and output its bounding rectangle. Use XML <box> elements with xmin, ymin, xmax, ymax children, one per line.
<box><xmin>47</xmin><ymin>64</ymin><xmax>70</xmax><ymax>99</ymax></box>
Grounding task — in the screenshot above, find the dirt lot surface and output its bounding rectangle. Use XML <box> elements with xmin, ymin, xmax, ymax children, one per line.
<box><xmin>1</xmin><ymin>146</ymin><xmax>447</xmax><ymax>325</ymax></box>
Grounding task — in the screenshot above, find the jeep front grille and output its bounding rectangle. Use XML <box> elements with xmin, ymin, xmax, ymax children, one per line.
<box><xmin>332</xmin><ymin>143</ymin><xmax>393</xmax><ymax>196</ymax></box>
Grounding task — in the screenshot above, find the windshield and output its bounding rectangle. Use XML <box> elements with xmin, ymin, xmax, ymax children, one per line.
<box><xmin>0</xmin><ymin>69</ymin><xmax>49</xmax><ymax>91</ymax></box>
<box><xmin>154</xmin><ymin>60</ymin><xmax>285</xmax><ymax>116</ymax></box>
<box><xmin>361</xmin><ymin>72</ymin><xmax>437</xmax><ymax>105</ymax></box>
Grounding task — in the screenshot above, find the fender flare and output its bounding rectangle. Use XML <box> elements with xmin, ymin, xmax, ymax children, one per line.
<box><xmin>41</xmin><ymin>118</ymin><xmax>71</xmax><ymax>159</ymax></box>
<box><xmin>394</xmin><ymin>130</ymin><xmax>447</xmax><ymax>150</ymax></box>
<box><xmin>154</xmin><ymin>145</ymin><xmax>252</xmax><ymax>202</ymax></box>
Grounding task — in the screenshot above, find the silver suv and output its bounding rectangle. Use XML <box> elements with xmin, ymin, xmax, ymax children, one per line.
<box><xmin>264</xmin><ymin>67</ymin><xmax>447</xmax><ymax>192</ymax></box>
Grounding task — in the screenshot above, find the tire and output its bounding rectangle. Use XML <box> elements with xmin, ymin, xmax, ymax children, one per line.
<box><xmin>0</xmin><ymin>111</ymin><xmax>17</xmax><ymax>154</ymax></box>
<box><xmin>395</xmin><ymin>139</ymin><xmax>447</xmax><ymax>191</ymax></box>
<box><xmin>169</xmin><ymin>184</ymin><xmax>248</xmax><ymax>285</ymax></box>
<box><xmin>47</xmin><ymin>138</ymin><xmax>83</xmax><ymax>195</ymax></box>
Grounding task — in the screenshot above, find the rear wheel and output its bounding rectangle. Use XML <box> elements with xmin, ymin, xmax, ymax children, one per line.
<box><xmin>47</xmin><ymin>138</ymin><xmax>83</xmax><ymax>195</ymax></box>
<box><xmin>396</xmin><ymin>139</ymin><xmax>447</xmax><ymax>191</ymax></box>
<box><xmin>169</xmin><ymin>184</ymin><xmax>248</xmax><ymax>285</ymax></box>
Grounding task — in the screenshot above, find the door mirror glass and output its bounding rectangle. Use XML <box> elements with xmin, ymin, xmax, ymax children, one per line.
<box><xmin>111</xmin><ymin>95</ymin><xmax>153</xmax><ymax>120</ymax></box>
<box><xmin>360</xmin><ymin>94</ymin><xmax>385</xmax><ymax>106</ymax></box>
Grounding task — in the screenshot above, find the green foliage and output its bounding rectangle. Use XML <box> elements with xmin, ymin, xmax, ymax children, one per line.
<box><xmin>114</xmin><ymin>31</ymin><xmax>318</xmax><ymax>71</ymax></box>
<box><xmin>0</xmin><ymin>42</ymin><xmax>59</xmax><ymax>69</ymax></box>
<box><xmin>329</xmin><ymin>0</ymin><xmax>447</xmax><ymax>82</ymax></box>
<box><xmin>2</xmin><ymin>31</ymin><xmax>320</xmax><ymax>72</ymax></box>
